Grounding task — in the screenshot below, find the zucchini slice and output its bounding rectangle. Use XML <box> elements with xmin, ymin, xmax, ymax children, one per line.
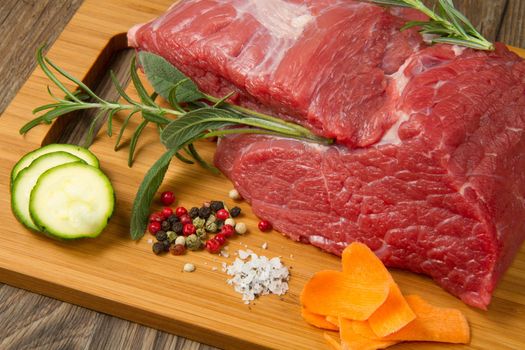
<box><xmin>11</xmin><ymin>143</ymin><xmax>99</xmax><ymax>184</ymax></box>
<box><xmin>11</xmin><ymin>152</ymin><xmax>85</xmax><ymax>231</ymax></box>
<box><xmin>29</xmin><ymin>162</ymin><xmax>115</xmax><ymax>239</ymax></box>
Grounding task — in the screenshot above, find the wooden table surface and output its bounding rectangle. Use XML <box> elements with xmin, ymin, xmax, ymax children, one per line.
<box><xmin>0</xmin><ymin>1</ymin><xmax>523</xmax><ymax>349</ymax></box>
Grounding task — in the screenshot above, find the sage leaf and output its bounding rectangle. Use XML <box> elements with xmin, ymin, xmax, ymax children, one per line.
<box><xmin>160</xmin><ymin>108</ymin><xmax>238</xmax><ymax>149</ymax></box>
<box><xmin>130</xmin><ymin>148</ymin><xmax>178</xmax><ymax>240</ymax></box>
<box><xmin>138</xmin><ymin>51</ymin><xmax>204</xmax><ymax>103</ymax></box>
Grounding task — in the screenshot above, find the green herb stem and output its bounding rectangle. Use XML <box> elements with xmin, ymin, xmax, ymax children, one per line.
<box><xmin>369</xmin><ymin>0</ymin><xmax>494</xmax><ymax>51</ymax></box>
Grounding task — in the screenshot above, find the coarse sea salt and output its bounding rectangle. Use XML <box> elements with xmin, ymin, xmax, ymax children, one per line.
<box><xmin>224</xmin><ymin>250</ymin><xmax>290</xmax><ymax>303</ymax></box>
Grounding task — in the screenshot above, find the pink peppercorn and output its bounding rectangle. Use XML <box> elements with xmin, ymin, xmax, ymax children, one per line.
<box><xmin>220</xmin><ymin>224</ymin><xmax>235</xmax><ymax>238</ymax></box>
<box><xmin>183</xmin><ymin>223</ymin><xmax>196</xmax><ymax>236</ymax></box>
<box><xmin>258</xmin><ymin>220</ymin><xmax>272</xmax><ymax>232</ymax></box>
<box><xmin>216</xmin><ymin>209</ymin><xmax>229</xmax><ymax>220</ymax></box>
<box><xmin>175</xmin><ymin>206</ymin><xmax>188</xmax><ymax>217</ymax></box>
<box><xmin>205</xmin><ymin>238</ymin><xmax>221</xmax><ymax>253</ymax></box>
<box><xmin>161</xmin><ymin>207</ymin><xmax>173</xmax><ymax>219</ymax></box>
<box><xmin>179</xmin><ymin>214</ymin><xmax>192</xmax><ymax>225</ymax></box>
<box><xmin>148</xmin><ymin>221</ymin><xmax>161</xmax><ymax>235</ymax></box>
<box><xmin>160</xmin><ymin>191</ymin><xmax>175</xmax><ymax>206</ymax></box>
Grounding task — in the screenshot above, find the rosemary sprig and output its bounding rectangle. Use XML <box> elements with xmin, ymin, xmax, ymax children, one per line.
<box><xmin>22</xmin><ymin>47</ymin><xmax>333</xmax><ymax>240</ymax></box>
<box><xmin>368</xmin><ymin>0</ymin><xmax>494</xmax><ymax>51</ymax></box>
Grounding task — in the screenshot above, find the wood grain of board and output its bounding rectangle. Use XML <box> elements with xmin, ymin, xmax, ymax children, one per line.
<box><xmin>0</xmin><ymin>1</ymin><xmax>525</xmax><ymax>350</ymax></box>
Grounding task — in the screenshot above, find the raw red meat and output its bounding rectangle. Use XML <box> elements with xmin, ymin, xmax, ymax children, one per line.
<box><xmin>128</xmin><ymin>0</ymin><xmax>423</xmax><ymax>147</ymax></box>
<box><xmin>129</xmin><ymin>0</ymin><xmax>525</xmax><ymax>308</ymax></box>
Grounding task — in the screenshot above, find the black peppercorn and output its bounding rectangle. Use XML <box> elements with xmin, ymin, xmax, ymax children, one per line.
<box><xmin>198</xmin><ymin>206</ymin><xmax>212</xmax><ymax>219</ymax></box>
<box><xmin>172</xmin><ymin>221</ymin><xmax>183</xmax><ymax>235</ymax></box>
<box><xmin>210</xmin><ymin>200</ymin><xmax>224</xmax><ymax>212</ymax></box>
<box><xmin>156</xmin><ymin>231</ymin><xmax>168</xmax><ymax>241</ymax></box>
<box><xmin>162</xmin><ymin>239</ymin><xmax>171</xmax><ymax>252</ymax></box>
<box><xmin>152</xmin><ymin>242</ymin><xmax>164</xmax><ymax>255</ymax></box>
<box><xmin>161</xmin><ymin>220</ymin><xmax>171</xmax><ymax>231</ymax></box>
<box><xmin>189</xmin><ymin>207</ymin><xmax>199</xmax><ymax>219</ymax></box>
<box><xmin>230</xmin><ymin>206</ymin><xmax>241</xmax><ymax>218</ymax></box>
<box><xmin>167</xmin><ymin>214</ymin><xmax>179</xmax><ymax>224</ymax></box>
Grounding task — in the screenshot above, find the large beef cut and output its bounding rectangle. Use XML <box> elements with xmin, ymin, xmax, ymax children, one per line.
<box><xmin>128</xmin><ymin>0</ymin><xmax>525</xmax><ymax>309</ymax></box>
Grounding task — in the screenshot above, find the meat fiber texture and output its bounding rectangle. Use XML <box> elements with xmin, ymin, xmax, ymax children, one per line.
<box><xmin>129</xmin><ymin>0</ymin><xmax>525</xmax><ymax>309</ymax></box>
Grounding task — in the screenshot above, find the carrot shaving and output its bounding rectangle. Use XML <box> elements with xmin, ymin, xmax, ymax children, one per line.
<box><xmin>301</xmin><ymin>243</ymin><xmax>391</xmax><ymax>320</ymax></box>
<box><xmin>367</xmin><ymin>283</ymin><xmax>415</xmax><ymax>337</ymax></box>
<box><xmin>387</xmin><ymin>295</ymin><xmax>470</xmax><ymax>343</ymax></box>
<box><xmin>340</xmin><ymin>317</ymin><xmax>400</xmax><ymax>350</ymax></box>
<box><xmin>302</xmin><ymin>307</ymin><xmax>339</xmax><ymax>331</ymax></box>
<box><xmin>350</xmin><ymin>295</ymin><xmax>470</xmax><ymax>343</ymax></box>
<box><xmin>300</xmin><ymin>270</ymin><xmax>389</xmax><ymax>320</ymax></box>
<box><xmin>300</xmin><ymin>243</ymin><xmax>470</xmax><ymax>349</ymax></box>
<box><xmin>326</xmin><ymin>315</ymin><xmax>339</xmax><ymax>327</ymax></box>
<box><xmin>324</xmin><ymin>332</ymin><xmax>342</xmax><ymax>350</ymax></box>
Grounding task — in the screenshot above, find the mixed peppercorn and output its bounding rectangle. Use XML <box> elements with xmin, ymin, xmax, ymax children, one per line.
<box><xmin>148</xmin><ymin>191</ymin><xmax>255</xmax><ymax>256</ymax></box>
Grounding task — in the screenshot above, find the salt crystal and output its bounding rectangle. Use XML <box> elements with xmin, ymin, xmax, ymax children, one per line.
<box><xmin>238</xmin><ymin>250</ymin><xmax>250</xmax><ymax>259</ymax></box>
<box><xmin>224</xmin><ymin>251</ymin><xmax>290</xmax><ymax>304</ymax></box>
<box><xmin>147</xmin><ymin>239</ymin><xmax>153</xmax><ymax>244</ymax></box>
<box><xmin>261</xmin><ymin>242</ymin><xmax>268</xmax><ymax>250</ymax></box>
<box><xmin>212</xmin><ymin>267</ymin><xmax>218</xmax><ymax>271</ymax></box>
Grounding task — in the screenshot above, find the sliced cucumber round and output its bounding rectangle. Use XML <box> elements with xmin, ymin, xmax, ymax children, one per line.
<box><xmin>29</xmin><ymin>162</ymin><xmax>115</xmax><ymax>239</ymax></box>
<box><xmin>11</xmin><ymin>152</ymin><xmax>85</xmax><ymax>231</ymax></box>
<box><xmin>11</xmin><ymin>143</ymin><xmax>99</xmax><ymax>184</ymax></box>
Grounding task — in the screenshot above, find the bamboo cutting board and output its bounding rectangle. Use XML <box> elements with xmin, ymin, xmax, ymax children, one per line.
<box><xmin>1</xmin><ymin>1</ymin><xmax>525</xmax><ymax>349</ymax></box>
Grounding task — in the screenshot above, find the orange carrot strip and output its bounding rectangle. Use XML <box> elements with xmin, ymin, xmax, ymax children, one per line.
<box><xmin>342</xmin><ymin>243</ymin><xmax>415</xmax><ymax>337</ymax></box>
<box><xmin>350</xmin><ymin>295</ymin><xmax>470</xmax><ymax>344</ymax></box>
<box><xmin>300</xmin><ymin>243</ymin><xmax>391</xmax><ymax>320</ymax></box>
<box><xmin>367</xmin><ymin>283</ymin><xmax>416</xmax><ymax>337</ymax></box>
<box><xmin>324</xmin><ymin>332</ymin><xmax>342</xmax><ymax>350</ymax></box>
<box><xmin>326</xmin><ymin>315</ymin><xmax>339</xmax><ymax>327</ymax></box>
<box><xmin>340</xmin><ymin>317</ymin><xmax>400</xmax><ymax>350</ymax></box>
<box><xmin>301</xmin><ymin>307</ymin><xmax>339</xmax><ymax>331</ymax></box>
<box><xmin>300</xmin><ymin>270</ymin><xmax>389</xmax><ymax>320</ymax></box>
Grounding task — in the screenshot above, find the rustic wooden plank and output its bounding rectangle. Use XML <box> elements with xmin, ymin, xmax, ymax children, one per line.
<box><xmin>0</xmin><ymin>283</ymin><xmax>218</xmax><ymax>350</ymax></box>
<box><xmin>0</xmin><ymin>0</ymin><xmax>84</xmax><ymax>114</ymax></box>
<box><xmin>498</xmin><ymin>0</ymin><xmax>525</xmax><ymax>48</ymax></box>
<box><xmin>421</xmin><ymin>0</ymin><xmax>508</xmax><ymax>42</ymax></box>
<box><xmin>453</xmin><ymin>0</ymin><xmax>508</xmax><ymax>42</ymax></box>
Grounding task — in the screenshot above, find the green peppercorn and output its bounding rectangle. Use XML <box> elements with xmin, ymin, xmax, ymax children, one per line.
<box><xmin>152</xmin><ymin>242</ymin><xmax>164</xmax><ymax>255</ymax></box>
<box><xmin>230</xmin><ymin>206</ymin><xmax>241</xmax><ymax>218</ymax></box>
<box><xmin>198</xmin><ymin>206</ymin><xmax>212</xmax><ymax>219</ymax></box>
<box><xmin>156</xmin><ymin>231</ymin><xmax>168</xmax><ymax>241</ymax></box>
<box><xmin>189</xmin><ymin>207</ymin><xmax>199</xmax><ymax>219</ymax></box>
<box><xmin>185</xmin><ymin>234</ymin><xmax>202</xmax><ymax>251</ymax></box>
<box><xmin>193</xmin><ymin>217</ymin><xmax>206</xmax><ymax>229</ymax></box>
<box><xmin>172</xmin><ymin>221</ymin><xmax>183</xmax><ymax>235</ymax></box>
<box><xmin>161</xmin><ymin>220</ymin><xmax>171</xmax><ymax>231</ymax></box>
<box><xmin>196</xmin><ymin>228</ymin><xmax>207</xmax><ymax>240</ymax></box>
<box><xmin>206</xmin><ymin>214</ymin><xmax>216</xmax><ymax>225</ymax></box>
<box><xmin>210</xmin><ymin>200</ymin><xmax>224</xmax><ymax>212</ymax></box>
<box><xmin>166</xmin><ymin>231</ymin><xmax>177</xmax><ymax>242</ymax></box>
<box><xmin>205</xmin><ymin>221</ymin><xmax>218</xmax><ymax>233</ymax></box>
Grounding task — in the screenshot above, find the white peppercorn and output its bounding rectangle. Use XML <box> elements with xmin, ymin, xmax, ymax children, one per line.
<box><xmin>235</xmin><ymin>222</ymin><xmax>247</xmax><ymax>235</ymax></box>
<box><xmin>175</xmin><ymin>235</ymin><xmax>186</xmax><ymax>246</ymax></box>
<box><xmin>183</xmin><ymin>263</ymin><xmax>195</xmax><ymax>272</ymax></box>
<box><xmin>229</xmin><ymin>189</ymin><xmax>242</xmax><ymax>200</ymax></box>
<box><xmin>224</xmin><ymin>218</ymin><xmax>236</xmax><ymax>227</ymax></box>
